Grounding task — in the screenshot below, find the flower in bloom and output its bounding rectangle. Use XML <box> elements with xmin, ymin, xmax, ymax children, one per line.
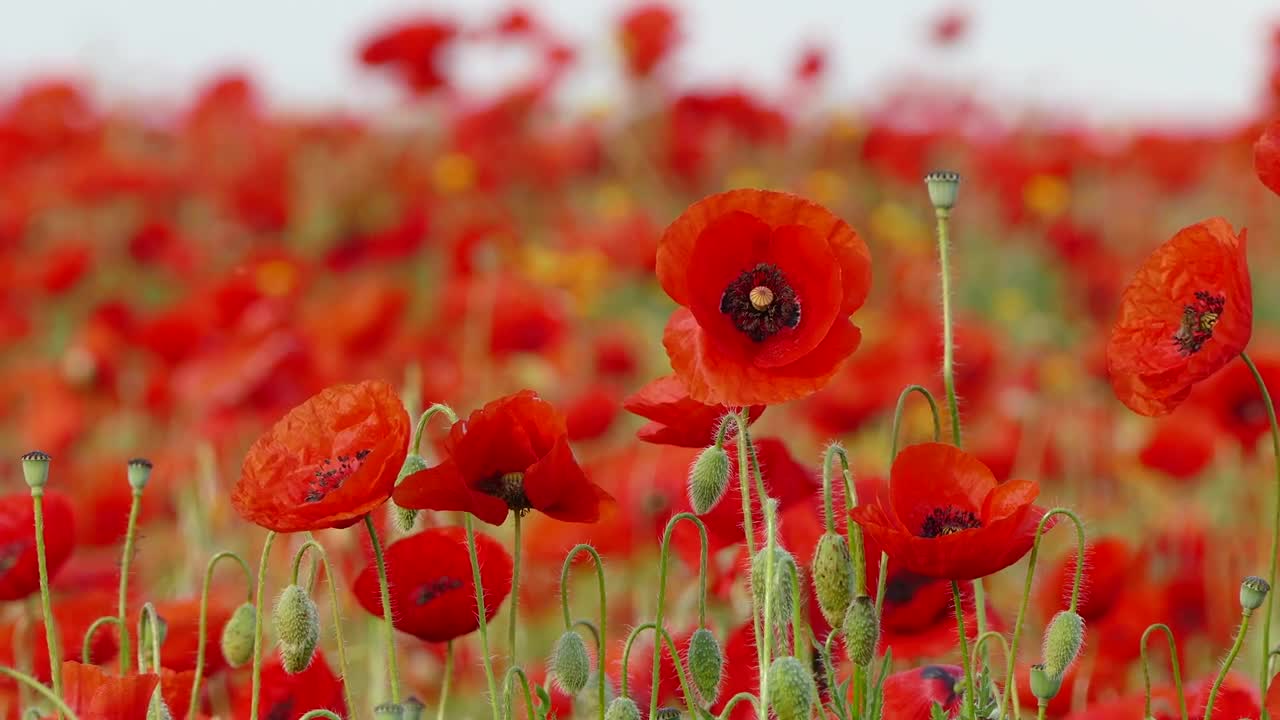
<box><xmin>1195</xmin><ymin>353</ymin><xmax>1280</xmax><ymax>453</ymax></box>
<box><xmin>656</xmin><ymin>189</ymin><xmax>871</xmax><ymax>406</ymax></box>
<box><xmin>623</xmin><ymin>375</ymin><xmax>764</xmax><ymax>448</ymax></box>
<box><xmin>353</xmin><ymin>526</ymin><xmax>512</xmax><ymax>642</ymax></box>
<box><xmin>232</xmin><ymin>380</ymin><xmax>410</xmax><ymax>532</ymax></box>
<box><xmin>358</xmin><ymin>18</ymin><xmax>459</xmax><ymax>95</ymax></box>
<box><xmin>53</xmin><ymin>661</ymin><xmax>200</xmax><ymax>719</ymax></box>
<box><xmin>850</xmin><ymin>443</ymin><xmax>1051</xmax><ymax>581</ymax></box>
<box><xmin>229</xmin><ymin>650</ymin><xmax>347</xmax><ymax>719</ymax></box>
<box><xmin>880</xmin><ymin>665</ymin><xmax>964</xmax><ymax>720</ymax></box>
<box><xmin>393</xmin><ymin>391</ymin><xmax>611</xmax><ymax>525</ymax></box>
<box><xmin>1107</xmin><ymin>218</ymin><xmax>1251</xmax><ymax>416</ymax></box>
<box><xmin>0</xmin><ymin>490</ymin><xmax>74</xmax><ymax>600</ymax></box>
<box><xmin>1138</xmin><ymin>409</ymin><xmax>1219</xmax><ymax>481</ymax></box>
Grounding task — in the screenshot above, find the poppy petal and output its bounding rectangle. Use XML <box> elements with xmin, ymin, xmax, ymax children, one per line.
<box><xmin>889</xmin><ymin>443</ymin><xmax>996</xmax><ymax>533</ymax></box>
<box><xmin>393</xmin><ymin>460</ymin><xmax>509</xmax><ymax>526</ymax></box>
<box><xmin>524</xmin><ymin>437</ymin><xmax>609</xmax><ymax>523</ymax></box>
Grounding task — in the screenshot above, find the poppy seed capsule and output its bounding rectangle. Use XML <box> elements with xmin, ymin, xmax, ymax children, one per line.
<box><xmin>688</xmin><ymin>444</ymin><xmax>731</xmax><ymax>515</ymax></box>
<box><xmin>768</xmin><ymin>656</ymin><xmax>814</xmax><ymax>720</ymax></box>
<box><xmin>686</xmin><ymin>627</ymin><xmax>724</xmax><ymax>704</ymax></box>
<box><xmin>1240</xmin><ymin>576</ymin><xmax>1271</xmax><ymax>613</ymax></box>
<box><xmin>552</xmin><ymin>630</ymin><xmax>591</xmax><ymax>695</ymax></box>
<box><xmin>20</xmin><ymin>450</ymin><xmax>51</xmax><ymax>491</ymax></box>
<box><xmin>221</xmin><ymin>602</ymin><xmax>257</xmax><ymax>668</ymax></box>
<box><xmin>273</xmin><ymin>584</ymin><xmax>320</xmax><ymax>673</ymax></box>
<box><xmin>655</xmin><ymin>708</ymin><xmax>683</xmax><ymax>720</ymax></box>
<box><xmin>400</xmin><ymin>697</ymin><xmax>425</xmax><ymax>720</ymax></box>
<box><xmin>127</xmin><ymin>457</ymin><xmax>153</xmax><ymax>492</ymax></box>
<box><xmin>842</xmin><ymin>595</ymin><xmax>879</xmax><ymax>666</ymax></box>
<box><xmin>751</xmin><ymin>544</ymin><xmax>797</xmax><ymax>630</ymax></box>
<box><xmin>924</xmin><ymin>171</ymin><xmax>961</xmax><ymax>211</ymax></box>
<box><xmin>1041</xmin><ymin>610</ymin><xmax>1085</xmax><ymax>677</ymax></box>
<box><xmin>1029</xmin><ymin>663</ymin><xmax>1062</xmax><ymax>701</ymax></box>
<box><xmin>374</xmin><ymin>703</ymin><xmax>404</xmax><ymax>720</ymax></box>
<box><xmin>811</xmin><ymin>532</ymin><xmax>854</xmax><ymax>627</ymax></box>
<box><xmin>604</xmin><ymin>697</ymin><xmax>641</xmax><ymax>720</ymax></box>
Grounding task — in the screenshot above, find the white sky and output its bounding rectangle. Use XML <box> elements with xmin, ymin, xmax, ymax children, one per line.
<box><xmin>1</xmin><ymin>0</ymin><xmax>1277</xmax><ymax>125</ymax></box>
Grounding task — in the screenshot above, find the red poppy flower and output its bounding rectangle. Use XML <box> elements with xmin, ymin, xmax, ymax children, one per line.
<box><xmin>0</xmin><ymin>490</ymin><xmax>74</xmax><ymax>600</ymax></box>
<box><xmin>624</xmin><ymin>375</ymin><xmax>765</xmax><ymax>448</ymax></box>
<box><xmin>1138</xmin><ymin>409</ymin><xmax>1219</xmax><ymax>480</ymax></box>
<box><xmin>1036</xmin><ymin>538</ymin><xmax>1134</xmax><ymax>623</ymax></box>
<box><xmin>1107</xmin><ymin>218</ymin><xmax>1252</xmax><ymax>416</ymax></box>
<box><xmin>880</xmin><ymin>665</ymin><xmax>964</xmax><ymax>720</ymax></box>
<box><xmin>656</xmin><ymin>189</ymin><xmax>871</xmax><ymax>406</ymax></box>
<box><xmin>0</xmin><ymin>591</ymin><xmax>118</xmax><ymax>687</ymax></box>
<box><xmin>1188</xmin><ymin>673</ymin><xmax>1259</xmax><ymax>720</ymax></box>
<box><xmin>1255</xmin><ymin>119</ymin><xmax>1280</xmax><ymax>197</ymax></box>
<box><xmin>850</xmin><ymin>443</ymin><xmax>1051</xmax><ymax>581</ymax></box>
<box><xmin>393</xmin><ymin>391</ymin><xmax>611</xmax><ymax>525</ymax></box>
<box><xmin>58</xmin><ymin>661</ymin><xmax>160</xmax><ymax>719</ymax></box>
<box><xmin>564</xmin><ymin>383</ymin><xmax>621</xmax><ymax>442</ymax></box>
<box><xmin>229</xmin><ymin>650</ymin><xmax>347</xmax><ymax>719</ymax></box>
<box><xmin>359</xmin><ymin>19</ymin><xmax>459</xmax><ymax>95</ymax></box>
<box><xmin>353</xmin><ymin>526</ymin><xmax>512</xmax><ymax>642</ymax></box>
<box><xmin>1195</xmin><ymin>353</ymin><xmax>1280</xmax><ymax>453</ymax></box>
<box><xmin>617</xmin><ymin>3</ymin><xmax>679</xmax><ymax>78</ymax></box>
<box><xmin>232</xmin><ymin>380</ymin><xmax>410</xmax><ymax>533</ymax></box>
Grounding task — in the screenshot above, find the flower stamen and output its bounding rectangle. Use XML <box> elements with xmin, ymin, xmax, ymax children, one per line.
<box><xmin>919</xmin><ymin>506</ymin><xmax>982</xmax><ymax>538</ymax></box>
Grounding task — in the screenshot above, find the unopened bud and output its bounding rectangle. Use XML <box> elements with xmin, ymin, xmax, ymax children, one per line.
<box><xmin>688</xmin><ymin>444</ymin><xmax>731</xmax><ymax>515</ymax></box>
<box><xmin>552</xmin><ymin>630</ymin><xmax>591</xmax><ymax>696</ymax></box>
<box><xmin>374</xmin><ymin>703</ymin><xmax>404</xmax><ymax>720</ymax></box>
<box><xmin>20</xmin><ymin>451</ymin><xmax>51</xmax><ymax>492</ymax></box>
<box><xmin>1041</xmin><ymin>610</ymin><xmax>1085</xmax><ymax>677</ymax></box>
<box><xmin>924</xmin><ymin>171</ymin><xmax>961</xmax><ymax>211</ymax></box>
<box><xmin>401</xmin><ymin>698</ymin><xmax>425</xmax><ymax>720</ymax></box>
<box><xmin>768</xmin><ymin>656</ymin><xmax>814</xmax><ymax>720</ymax></box>
<box><xmin>811</xmin><ymin>532</ymin><xmax>853</xmax><ymax>628</ymax></box>
<box><xmin>751</xmin><ymin>544</ymin><xmax>797</xmax><ymax>630</ymax></box>
<box><xmin>393</xmin><ymin>454</ymin><xmax>431</xmax><ymax>531</ymax></box>
<box><xmin>1029</xmin><ymin>663</ymin><xmax>1062</xmax><ymax>702</ymax></box>
<box><xmin>221</xmin><ymin>602</ymin><xmax>257</xmax><ymax>668</ymax></box>
<box><xmin>1241</xmin><ymin>576</ymin><xmax>1271</xmax><ymax>613</ymax></box>
<box><xmin>842</xmin><ymin>595</ymin><xmax>879</xmax><ymax>666</ymax></box>
<box><xmin>686</xmin><ymin>627</ymin><xmax>723</xmax><ymax>705</ymax></box>
<box><xmin>604</xmin><ymin>697</ymin><xmax>641</xmax><ymax>720</ymax></box>
<box><xmin>147</xmin><ymin>688</ymin><xmax>173</xmax><ymax>720</ymax></box>
<box><xmin>139</xmin><ymin>606</ymin><xmax>168</xmax><ymax>662</ymax></box>
<box><xmin>273</xmin><ymin>583</ymin><xmax>320</xmax><ymax>673</ymax></box>
<box><xmin>127</xmin><ymin>457</ymin><xmax>153</xmax><ymax>492</ymax></box>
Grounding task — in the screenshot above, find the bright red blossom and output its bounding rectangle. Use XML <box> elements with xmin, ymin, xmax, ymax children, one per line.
<box><xmin>623</xmin><ymin>374</ymin><xmax>764</xmax><ymax>448</ymax></box>
<box><xmin>0</xmin><ymin>490</ymin><xmax>74</xmax><ymax>601</ymax></box>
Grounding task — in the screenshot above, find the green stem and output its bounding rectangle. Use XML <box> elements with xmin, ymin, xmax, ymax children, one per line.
<box><xmin>722</xmin><ymin>410</ymin><xmax>764</xmax><ymax>703</ymax></box>
<box><xmin>1243</xmin><ymin>351</ymin><xmax>1280</xmax><ymax>699</ymax></box>
<box><xmin>822</xmin><ymin>444</ymin><xmax>866</xmax><ymax>595</ymax></box>
<box><xmin>560</xmin><ymin>544</ymin><xmax>610</xmax><ymax>720</ymax></box>
<box><xmin>137</xmin><ymin>602</ymin><xmax>163</xmax><ymax>673</ymax></box>
<box><xmin>437</xmin><ymin>641</ymin><xmax>454</xmax><ymax>720</ymax></box>
<box><xmin>502</xmin><ymin>666</ymin><xmax>536</xmax><ymax>720</ymax></box>
<box><xmin>189</xmin><ymin>551</ymin><xmax>253</xmax><ymax>720</ymax></box>
<box><xmin>1204</xmin><ymin>613</ymin><xmax>1252</xmax><ymax>720</ymax></box>
<box><xmin>934</xmin><ymin>207</ymin><xmax>962</xmax><ymax>449</ymax></box>
<box><xmin>716</xmin><ymin>692</ymin><xmax>761</xmax><ymax>720</ymax></box>
<box><xmin>288</xmin><ymin>542</ymin><xmax>357</xmax><ymax>718</ymax></box>
<box><xmin>951</xmin><ymin>581</ymin><xmax>977</xmax><ymax>720</ymax></box>
<box><xmin>1141</xmin><ymin>623</ymin><xmax>1188</xmax><ymax>720</ymax></box>
<box><xmin>117</xmin><ymin>489</ymin><xmax>143</xmax><ymax>674</ymax></box>
<box><xmin>30</xmin><ymin>491</ymin><xmax>63</xmax><ymax>705</ymax></box>
<box><xmin>82</xmin><ymin>616</ymin><xmax>125</xmax><ymax>665</ymax></box>
<box><xmin>464</xmin><ymin>513</ymin><xmax>502</xmax><ymax>720</ymax></box>
<box><xmin>889</xmin><ymin>384</ymin><xmax>942</xmax><ymax>458</ymax></box>
<box><xmin>412</xmin><ymin>403</ymin><xmax>459</xmax><ymax>454</ymax></box>
<box><xmin>248</xmin><ymin>531</ymin><xmax>277</xmax><ymax>720</ymax></box>
<box><xmin>365</xmin><ymin>514</ymin><xmax>401</xmax><ymax>704</ymax></box>
<box><xmin>759</xmin><ymin>500</ymin><xmax>779</xmax><ymax>719</ymax></box>
<box><xmin>972</xmin><ymin>631</ymin><xmax>1012</xmax><ymax>720</ymax></box>
<box><xmin>299</xmin><ymin>712</ymin><xmax>343</xmax><ymax>720</ymax></box>
<box><xmin>620</xmin><ymin>623</ymin><xmax>703</xmax><ymax>713</ymax></box>
<box><xmin>509</xmin><ymin>512</ymin><xmax>522</xmax><ymax>666</ymax></box>
<box><xmin>650</xmin><ymin>514</ymin><xmax>708</xmax><ymax>718</ymax></box>
<box><xmin>1036</xmin><ymin>702</ymin><xmax>1047</xmax><ymax>720</ymax></box>
<box><xmin>0</xmin><ymin>666</ymin><xmax>80</xmax><ymax>720</ymax></box>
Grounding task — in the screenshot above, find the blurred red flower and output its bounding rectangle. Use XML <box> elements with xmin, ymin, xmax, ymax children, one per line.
<box><xmin>624</xmin><ymin>375</ymin><xmax>764</xmax><ymax>448</ymax></box>
<box><xmin>617</xmin><ymin>4</ymin><xmax>679</xmax><ymax>78</ymax></box>
<box><xmin>1254</xmin><ymin>119</ymin><xmax>1280</xmax><ymax>197</ymax></box>
<box><xmin>359</xmin><ymin>19</ymin><xmax>459</xmax><ymax>95</ymax></box>
<box><xmin>228</xmin><ymin>650</ymin><xmax>347</xmax><ymax>719</ymax></box>
<box><xmin>0</xmin><ymin>490</ymin><xmax>74</xmax><ymax>601</ymax></box>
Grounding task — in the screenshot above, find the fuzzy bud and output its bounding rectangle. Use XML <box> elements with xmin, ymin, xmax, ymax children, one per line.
<box><xmin>686</xmin><ymin>627</ymin><xmax>723</xmax><ymax>705</ymax></box>
<box><xmin>393</xmin><ymin>454</ymin><xmax>430</xmax><ymax>531</ymax></box>
<box><xmin>1029</xmin><ymin>664</ymin><xmax>1062</xmax><ymax>702</ymax></box>
<box><xmin>20</xmin><ymin>451</ymin><xmax>51</xmax><ymax>492</ymax></box>
<box><xmin>127</xmin><ymin>457</ymin><xmax>153</xmax><ymax>492</ymax></box>
<box><xmin>768</xmin><ymin>656</ymin><xmax>814</xmax><ymax>720</ymax></box>
<box><xmin>140</xmin><ymin>607</ymin><xmax>168</xmax><ymax>660</ymax></box>
<box><xmin>751</xmin><ymin>544</ymin><xmax>798</xmax><ymax>630</ymax></box>
<box><xmin>273</xmin><ymin>584</ymin><xmax>320</xmax><ymax>673</ymax></box>
<box><xmin>924</xmin><ymin>171</ymin><xmax>961</xmax><ymax>211</ymax></box>
<box><xmin>400</xmin><ymin>698</ymin><xmax>425</xmax><ymax>720</ymax></box>
<box><xmin>1241</xmin><ymin>576</ymin><xmax>1271</xmax><ymax>613</ymax></box>
<box><xmin>811</xmin><ymin>532</ymin><xmax>854</xmax><ymax>627</ymax></box>
<box><xmin>1041</xmin><ymin>610</ymin><xmax>1085</xmax><ymax>677</ymax></box>
<box><xmin>221</xmin><ymin>602</ymin><xmax>257</xmax><ymax>668</ymax></box>
<box><xmin>552</xmin><ymin>630</ymin><xmax>591</xmax><ymax>696</ymax></box>
<box><xmin>604</xmin><ymin>697</ymin><xmax>641</xmax><ymax>720</ymax></box>
<box><xmin>688</xmin><ymin>444</ymin><xmax>732</xmax><ymax>515</ymax></box>
<box><xmin>374</xmin><ymin>703</ymin><xmax>404</xmax><ymax>720</ymax></box>
<box><xmin>842</xmin><ymin>595</ymin><xmax>879</xmax><ymax>666</ymax></box>
<box><xmin>147</xmin><ymin>688</ymin><xmax>173</xmax><ymax>720</ymax></box>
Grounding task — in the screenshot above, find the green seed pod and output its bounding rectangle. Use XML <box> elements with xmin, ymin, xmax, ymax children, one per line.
<box><xmin>842</xmin><ymin>595</ymin><xmax>879</xmax><ymax>666</ymax></box>
<box><xmin>127</xmin><ymin>457</ymin><xmax>154</xmax><ymax>492</ymax></box>
<box><xmin>604</xmin><ymin>697</ymin><xmax>641</xmax><ymax>720</ymax></box>
<box><xmin>751</xmin><ymin>544</ymin><xmax>797</xmax><ymax>629</ymax></box>
<box><xmin>374</xmin><ymin>702</ymin><xmax>405</xmax><ymax>720</ymax></box>
<box><xmin>551</xmin><ymin>630</ymin><xmax>591</xmax><ymax>695</ymax></box>
<box><xmin>688</xmin><ymin>444</ymin><xmax>732</xmax><ymax>515</ymax></box>
<box><xmin>401</xmin><ymin>697</ymin><xmax>425</xmax><ymax>720</ymax></box>
<box><xmin>1041</xmin><ymin>610</ymin><xmax>1085</xmax><ymax>677</ymax></box>
<box><xmin>686</xmin><ymin>627</ymin><xmax>724</xmax><ymax>705</ymax></box>
<box><xmin>924</xmin><ymin>171</ymin><xmax>961</xmax><ymax>211</ymax></box>
<box><xmin>1241</xmin><ymin>576</ymin><xmax>1271</xmax><ymax>613</ymax></box>
<box><xmin>811</xmin><ymin>532</ymin><xmax>854</xmax><ymax>627</ymax></box>
<box><xmin>1029</xmin><ymin>663</ymin><xmax>1062</xmax><ymax>702</ymax></box>
<box><xmin>20</xmin><ymin>450</ymin><xmax>51</xmax><ymax>491</ymax></box>
<box><xmin>147</xmin><ymin>688</ymin><xmax>173</xmax><ymax>720</ymax></box>
<box><xmin>273</xmin><ymin>583</ymin><xmax>320</xmax><ymax>674</ymax></box>
<box><xmin>768</xmin><ymin>656</ymin><xmax>814</xmax><ymax>720</ymax></box>
<box><xmin>654</xmin><ymin>708</ymin><xmax>683</xmax><ymax>720</ymax></box>
<box><xmin>221</xmin><ymin>601</ymin><xmax>257</xmax><ymax>668</ymax></box>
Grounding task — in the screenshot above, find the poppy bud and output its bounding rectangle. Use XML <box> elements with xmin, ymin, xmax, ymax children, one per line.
<box><xmin>768</xmin><ymin>656</ymin><xmax>814</xmax><ymax>720</ymax></box>
<box><xmin>1029</xmin><ymin>663</ymin><xmax>1062</xmax><ymax>702</ymax></box>
<box><xmin>686</xmin><ymin>627</ymin><xmax>723</xmax><ymax>704</ymax></box>
<box><xmin>273</xmin><ymin>583</ymin><xmax>320</xmax><ymax>673</ymax></box>
<box><xmin>401</xmin><ymin>698</ymin><xmax>425</xmax><ymax>720</ymax></box>
<box><xmin>751</xmin><ymin>544</ymin><xmax>797</xmax><ymax>630</ymax></box>
<box><xmin>1041</xmin><ymin>610</ymin><xmax>1085</xmax><ymax>677</ymax></box>
<box><xmin>127</xmin><ymin>457</ymin><xmax>153</xmax><ymax>492</ymax></box>
<box><xmin>1241</xmin><ymin>576</ymin><xmax>1271</xmax><ymax>613</ymax></box>
<box><xmin>393</xmin><ymin>454</ymin><xmax>431</xmax><ymax>531</ymax></box>
<box><xmin>688</xmin><ymin>444</ymin><xmax>731</xmax><ymax>515</ymax></box>
<box><xmin>924</xmin><ymin>171</ymin><xmax>961</xmax><ymax>211</ymax></box>
<box><xmin>655</xmin><ymin>708</ymin><xmax>682</xmax><ymax>720</ymax></box>
<box><xmin>140</xmin><ymin>606</ymin><xmax>168</xmax><ymax>659</ymax></box>
<box><xmin>604</xmin><ymin>697</ymin><xmax>641</xmax><ymax>720</ymax></box>
<box><xmin>842</xmin><ymin>595</ymin><xmax>879</xmax><ymax>666</ymax></box>
<box><xmin>552</xmin><ymin>630</ymin><xmax>591</xmax><ymax>695</ymax></box>
<box><xmin>221</xmin><ymin>601</ymin><xmax>257</xmax><ymax>668</ymax></box>
<box><xmin>811</xmin><ymin>532</ymin><xmax>853</xmax><ymax>627</ymax></box>
<box><xmin>374</xmin><ymin>703</ymin><xmax>404</xmax><ymax>720</ymax></box>
<box><xmin>147</xmin><ymin>689</ymin><xmax>173</xmax><ymax>720</ymax></box>
<box><xmin>20</xmin><ymin>450</ymin><xmax>51</xmax><ymax>492</ymax></box>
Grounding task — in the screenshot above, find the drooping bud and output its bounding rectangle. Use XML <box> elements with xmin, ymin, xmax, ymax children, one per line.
<box><xmin>751</xmin><ymin>544</ymin><xmax>798</xmax><ymax>630</ymax></box>
<box><xmin>20</xmin><ymin>451</ymin><xmax>51</xmax><ymax>492</ymax></box>
<box><xmin>811</xmin><ymin>532</ymin><xmax>854</xmax><ymax>627</ymax></box>
<box><xmin>688</xmin><ymin>444</ymin><xmax>731</xmax><ymax>515</ymax></box>
<box><xmin>1029</xmin><ymin>663</ymin><xmax>1062</xmax><ymax>702</ymax></box>
<box><xmin>842</xmin><ymin>595</ymin><xmax>879</xmax><ymax>666</ymax></box>
<box><xmin>686</xmin><ymin>627</ymin><xmax>724</xmax><ymax>705</ymax></box>
<box><xmin>127</xmin><ymin>457</ymin><xmax>153</xmax><ymax>492</ymax></box>
<box><xmin>924</xmin><ymin>171</ymin><xmax>961</xmax><ymax>211</ymax></box>
<box><xmin>768</xmin><ymin>656</ymin><xmax>814</xmax><ymax>720</ymax></box>
<box><xmin>273</xmin><ymin>583</ymin><xmax>320</xmax><ymax>673</ymax></box>
<box><xmin>139</xmin><ymin>605</ymin><xmax>168</xmax><ymax>661</ymax></box>
<box><xmin>147</xmin><ymin>688</ymin><xmax>173</xmax><ymax>720</ymax></box>
<box><xmin>1241</xmin><ymin>576</ymin><xmax>1271</xmax><ymax>613</ymax></box>
<box><xmin>374</xmin><ymin>703</ymin><xmax>405</xmax><ymax>720</ymax></box>
<box><xmin>401</xmin><ymin>698</ymin><xmax>425</xmax><ymax>720</ymax></box>
<box><xmin>551</xmin><ymin>630</ymin><xmax>591</xmax><ymax>696</ymax></box>
<box><xmin>221</xmin><ymin>601</ymin><xmax>257</xmax><ymax>668</ymax></box>
<box><xmin>393</xmin><ymin>454</ymin><xmax>431</xmax><ymax>532</ymax></box>
<box><xmin>1041</xmin><ymin>610</ymin><xmax>1085</xmax><ymax>677</ymax></box>
<box><xmin>604</xmin><ymin>697</ymin><xmax>641</xmax><ymax>720</ymax></box>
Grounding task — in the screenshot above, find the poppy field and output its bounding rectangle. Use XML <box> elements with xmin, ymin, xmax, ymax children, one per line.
<box><xmin>10</xmin><ymin>5</ymin><xmax>1280</xmax><ymax>720</ymax></box>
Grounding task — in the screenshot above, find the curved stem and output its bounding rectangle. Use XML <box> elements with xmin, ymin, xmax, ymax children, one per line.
<box><xmin>823</xmin><ymin>443</ymin><xmax>866</xmax><ymax>595</ymax></box>
<box><xmin>137</xmin><ymin>602</ymin><xmax>163</xmax><ymax>673</ymax></box>
<box><xmin>436</xmin><ymin>641</ymin><xmax>455</xmax><ymax>720</ymax></box>
<box><xmin>1204</xmin><ymin>613</ymin><xmax>1252</xmax><ymax>720</ymax></box>
<box><xmin>501</xmin><ymin>666</ymin><xmax>536</xmax><ymax>720</ymax></box>
<box><xmin>189</xmin><ymin>551</ymin><xmax>253</xmax><ymax>720</ymax></box>
<box><xmin>82</xmin><ymin>616</ymin><xmax>125</xmax><ymax>665</ymax></box>
<box><xmin>0</xmin><ymin>667</ymin><xmax>80</xmax><ymax>720</ymax></box>
<box><xmin>651</xmin><ymin>514</ymin><xmax>708</xmax><ymax>718</ymax></box>
<box><xmin>560</xmin><ymin>544</ymin><xmax>610</xmax><ymax>720</ymax></box>
<box><xmin>1243</xmin><ymin>351</ymin><xmax>1280</xmax><ymax>699</ymax></box>
<box><xmin>951</xmin><ymin>581</ymin><xmax>977</xmax><ymax>720</ymax></box>
<box><xmin>365</xmin><ymin>514</ymin><xmax>402</xmax><ymax>704</ymax></box>
<box><xmin>116</xmin><ymin>489</ymin><xmax>143</xmax><ymax>673</ymax></box>
<box><xmin>889</xmin><ymin>384</ymin><xmax>943</xmax><ymax>458</ymax></box>
<box><xmin>30</xmin><ymin>491</ymin><xmax>63</xmax><ymax>704</ymax></box>
<box><xmin>412</xmin><ymin>403</ymin><xmax>460</xmax><ymax>454</ymax></box>
<box><xmin>464</xmin><ymin>513</ymin><xmax>502</xmax><ymax>720</ymax></box>
<box><xmin>508</xmin><ymin>512</ymin><xmax>522</xmax><ymax>666</ymax></box>
<box><xmin>972</xmin><ymin>631</ymin><xmax>1011</xmax><ymax>720</ymax></box>
<box><xmin>620</xmin><ymin>623</ymin><xmax>703</xmax><ymax>713</ymax></box>
<box><xmin>1141</xmin><ymin>623</ymin><xmax>1188</xmax><ymax>720</ymax></box>
<box><xmin>716</xmin><ymin>692</ymin><xmax>762</xmax><ymax>720</ymax></box>
<box><xmin>248</xmin><ymin>530</ymin><xmax>277</xmax><ymax>720</ymax></box>
<box><xmin>299</xmin><ymin>712</ymin><xmax>343</xmax><ymax>720</ymax></box>
<box><xmin>288</xmin><ymin>541</ymin><xmax>357</xmax><ymax>718</ymax></box>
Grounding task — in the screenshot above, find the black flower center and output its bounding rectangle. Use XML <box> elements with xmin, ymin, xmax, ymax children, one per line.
<box><xmin>305</xmin><ymin>448</ymin><xmax>373</xmax><ymax>503</ymax></box>
<box><xmin>414</xmin><ymin>576</ymin><xmax>465</xmax><ymax>605</ymax></box>
<box><xmin>921</xmin><ymin>665</ymin><xmax>962</xmax><ymax>705</ymax></box>
<box><xmin>266</xmin><ymin>700</ymin><xmax>293</xmax><ymax>720</ymax></box>
<box><xmin>478</xmin><ymin>471</ymin><xmax>531</xmax><ymax>514</ymax></box>
<box><xmin>883</xmin><ymin>569</ymin><xmax>935</xmax><ymax>606</ymax></box>
<box><xmin>919</xmin><ymin>506</ymin><xmax>982</xmax><ymax>538</ymax></box>
<box><xmin>1173</xmin><ymin>290</ymin><xmax>1225</xmax><ymax>356</ymax></box>
<box><xmin>720</xmin><ymin>263</ymin><xmax>800</xmax><ymax>342</ymax></box>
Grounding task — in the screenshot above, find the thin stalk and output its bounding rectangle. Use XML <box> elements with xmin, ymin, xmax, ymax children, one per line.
<box><xmin>823</xmin><ymin>444</ymin><xmax>865</xmax><ymax>595</ymax></box>
<box><xmin>464</xmin><ymin>513</ymin><xmax>502</xmax><ymax>720</ymax></box>
<box><xmin>502</xmin><ymin>666</ymin><xmax>536</xmax><ymax>720</ymax></box>
<box><xmin>889</xmin><ymin>385</ymin><xmax>942</xmax><ymax>458</ymax></box>
<box><xmin>299</xmin><ymin>712</ymin><xmax>343</xmax><ymax>720</ymax></box>
<box><xmin>509</xmin><ymin>512</ymin><xmax>522</xmax><ymax>665</ymax></box>
<box><xmin>951</xmin><ymin>581</ymin><xmax>977</xmax><ymax>720</ymax></box>
<box><xmin>650</xmin><ymin>514</ymin><xmax>708</xmax><ymax>718</ymax></box>
<box><xmin>560</xmin><ymin>544</ymin><xmax>610</xmax><ymax>720</ymax></box>
<box><xmin>436</xmin><ymin>641</ymin><xmax>455</xmax><ymax>720</ymax></box>
<box><xmin>290</xmin><ymin>542</ymin><xmax>357</xmax><ymax>718</ymax></box>
<box><xmin>1204</xmin><ymin>613</ymin><xmax>1252</xmax><ymax>720</ymax></box>
<box><xmin>722</xmin><ymin>410</ymin><xmax>764</xmax><ymax>701</ymax></box>
<box><xmin>0</xmin><ymin>667</ymin><xmax>79</xmax><ymax>720</ymax></box>
<box><xmin>1243</xmin><ymin>351</ymin><xmax>1280</xmax><ymax>699</ymax></box>
<box><xmin>620</xmin><ymin>623</ymin><xmax>703</xmax><ymax>713</ymax></box>
<box><xmin>189</xmin><ymin>551</ymin><xmax>253</xmax><ymax>720</ymax></box>
<box><xmin>972</xmin><ymin>631</ymin><xmax>1012</xmax><ymax>720</ymax></box>
<box><xmin>758</xmin><ymin>500</ymin><xmax>779</xmax><ymax>719</ymax></box>
<box><xmin>248</xmin><ymin>530</ymin><xmax>278</xmax><ymax>720</ymax></box>
<box><xmin>1141</xmin><ymin>624</ymin><xmax>1187</xmax><ymax>720</ymax></box>
<box><xmin>933</xmin><ymin>206</ymin><xmax>962</xmax><ymax>449</ymax></box>
<box><xmin>365</xmin><ymin>514</ymin><xmax>402</xmax><ymax>704</ymax></box>
<box><xmin>116</xmin><ymin>489</ymin><xmax>143</xmax><ymax>673</ymax></box>
<box><xmin>30</xmin><ymin>492</ymin><xmax>63</xmax><ymax>704</ymax></box>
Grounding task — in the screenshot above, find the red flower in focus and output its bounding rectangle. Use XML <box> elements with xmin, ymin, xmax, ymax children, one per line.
<box><xmin>359</xmin><ymin>19</ymin><xmax>459</xmax><ymax>95</ymax></box>
<box><xmin>229</xmin><ymin>651</ymin><xmax>347</xmax><ymax>719</ymax></box>
<box><xmin>0</xmin><ymin>490</ymin><xmax>74</xmax><ymax>600</ymax></box>
<box><xmin>58</xmin><ymin>661</ymin><xmax>160</xmax><ymax>718</ymax></box>
<box><xmin>232</xmin><ymin>380</ymin><xmax>410</xmax><ymax>533</ymax></box>
<box><xmin>851</xmin><ymin>443</ymin><xmax>1051</xmax><ymax>581</ymax></box>
<box><xmin>1107</xmin><ymin>218</ymin><xmax>1251</xmax><ymax>416</ymax></box>
<box><xmin>624</xmin><ymin>375</ymin><xmax>764</xmax><ymax>448</ymax></box>
<box><xmin>1255</xmin><ymin>119</ymin><xmax>1280</xmax><ymax>197</ymax></box>
<box><xmin>881</xmin><ymin>665</ymin><xmax>964</xmax><ymax>720</ymax></box>
<box><xmin>353</xmin><ymin>526</ymin><xmax>512</xmax><ymax>642</ymax></box>
<box><xmin>618</xmin><ymin>3</ymin><xmax>679</xmax><ymax>78</ymax></box>
<box><xmin>393</xmin><ymin>391</ymin><xmax>611</xmax><ymax>525</ymax></box>
<box><xmin>657</xmin><ymin>189</ymin><xmax>871</xmax><ymax>406</ymax></box>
